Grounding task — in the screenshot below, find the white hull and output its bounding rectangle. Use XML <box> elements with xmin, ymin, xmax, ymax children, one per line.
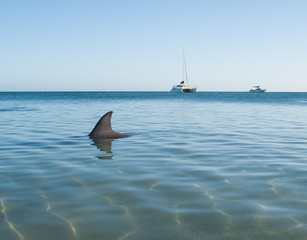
<box><xmin>248</xmin><ymin>89</ymin><xmax>266</xmax><ymax>93</ymax></box>
<box><xmin>170</xmin><ymin>85</ymin><xmax>197</xmax><ymax>93</ymax></box>
<box><xmin>183</xmin><ymin>87</ymin><xmax>197</xmax><ymax>93</ymax></box>
<box><xmin>170</xmin><ymin>87</ymin><xmax>184</xmax><ymax>93</ymax></box>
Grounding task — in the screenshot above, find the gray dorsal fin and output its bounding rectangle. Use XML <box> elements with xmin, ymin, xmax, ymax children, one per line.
<box><xmin>89</xmin><ymin>111</ymin><xmax>128</xmax><ymax>139</ymax></box>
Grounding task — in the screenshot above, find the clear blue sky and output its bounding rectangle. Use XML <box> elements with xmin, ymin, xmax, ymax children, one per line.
<box><xmin>1</xmin><ymin>0</ymin><xmax>306</xmax><ymax>91</ymax></box>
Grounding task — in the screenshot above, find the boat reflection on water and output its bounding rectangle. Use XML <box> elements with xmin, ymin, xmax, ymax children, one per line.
<box><xmin>91</xmin><ymin>139</ymin><xmax>115</xmax><ymax>160</ymax></box>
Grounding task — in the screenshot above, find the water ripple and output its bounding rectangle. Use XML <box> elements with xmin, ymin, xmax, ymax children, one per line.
<box><xmin>1</xmin><ymin>92</ymin><xmax>307</xmax><ymax>239</ymax></box>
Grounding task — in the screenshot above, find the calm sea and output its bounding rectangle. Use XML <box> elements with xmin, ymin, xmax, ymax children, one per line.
<box><xmin>0</xmin><ymin>92</ymin><xmax>307</xmax><ymax>240</ymax></box>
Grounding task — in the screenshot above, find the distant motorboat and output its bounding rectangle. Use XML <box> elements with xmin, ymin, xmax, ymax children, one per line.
<box><xmin>170</xmin><ymin>49</ymin><xmax>197</xmax><ymax>93</ymax></box>
<box><xmin>248</xmin><ymin>86</ymin><xmax>266</xmax><ymax>93</ymax></box>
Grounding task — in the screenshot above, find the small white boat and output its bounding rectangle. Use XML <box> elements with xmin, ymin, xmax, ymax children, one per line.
<box><xmin>170</xmin><ymin>49</ymin><xmax>197</xmax><ymax>93</ymax></box>
<box><xmin>248</xmin><ymin>86</ymin><xmax>266</xmax><ymax>93</ymax></box>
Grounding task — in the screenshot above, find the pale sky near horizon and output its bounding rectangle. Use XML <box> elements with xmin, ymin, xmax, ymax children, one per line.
<box><xmin>1</xmin><ymin>0</ymin><xmax>306</xmax><ymax>92</ymax></box>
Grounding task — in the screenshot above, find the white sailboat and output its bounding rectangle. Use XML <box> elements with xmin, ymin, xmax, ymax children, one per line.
<box><xmin>170</xmin><ymin>50</ymin><xmax>197</xmax><ymax>93</ymax></box>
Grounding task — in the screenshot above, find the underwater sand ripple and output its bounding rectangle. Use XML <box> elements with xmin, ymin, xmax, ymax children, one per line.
<box><xmin>0</xmin><ymin>198</ymin><xmax>25</xmax><ymax>240</ymax></box>
<box><xmin>38</xmin><ymin>191</ymin><xmax>77</xmax><ymax>238</ymax></box>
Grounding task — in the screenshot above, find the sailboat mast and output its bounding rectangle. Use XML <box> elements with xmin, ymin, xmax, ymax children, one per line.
<box><xmin>183</xmin><ymin>49</ymin><xmax>189</xmax><ymax>86</ymax></box>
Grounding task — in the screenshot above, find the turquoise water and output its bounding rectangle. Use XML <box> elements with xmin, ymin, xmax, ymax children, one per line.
<box><xmin>0</xmin><ymin>92</ymin><xmax>307</xmax><ymax>240</ymax></box>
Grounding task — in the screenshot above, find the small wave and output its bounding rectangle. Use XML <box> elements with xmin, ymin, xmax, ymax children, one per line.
<box><xmin>0</xmin><ymin>107</ymin><xmax>37</xmax><ymax>112</ymax></box>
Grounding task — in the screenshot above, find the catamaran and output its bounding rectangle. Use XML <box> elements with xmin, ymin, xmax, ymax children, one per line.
<box><xmin>170</xmin><ymin>50</ymin><xmax>197</xmax><ymax>93</ymax></box>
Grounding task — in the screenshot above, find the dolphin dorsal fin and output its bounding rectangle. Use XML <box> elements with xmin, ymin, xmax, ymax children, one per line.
<box><xmin>89</xmin><ymin>111</ymin><xmax>129</xmax><ymax>139</ymax></box>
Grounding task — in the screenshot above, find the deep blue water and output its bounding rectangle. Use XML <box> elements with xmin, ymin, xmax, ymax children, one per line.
<box><xmin>0</xmin><ymin>92</ymin><xmax>307</xmax><ymax>240</ymax></box>
<box><xmin>1</xmin><ymin>91</ymin><xmax>307</xmax><ymax>104</ymax></box>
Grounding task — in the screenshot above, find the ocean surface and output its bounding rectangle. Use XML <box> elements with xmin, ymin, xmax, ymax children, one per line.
<box><xmin>0</xmin><ymin>91</ymin><xmax>307</xmax><ymax>240</ymax></box>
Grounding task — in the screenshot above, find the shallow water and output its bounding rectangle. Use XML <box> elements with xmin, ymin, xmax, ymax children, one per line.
<box><xmin>0</xmin><ymin>92</ymin><xmax>307</xmax><ymax>240</ymax></box>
